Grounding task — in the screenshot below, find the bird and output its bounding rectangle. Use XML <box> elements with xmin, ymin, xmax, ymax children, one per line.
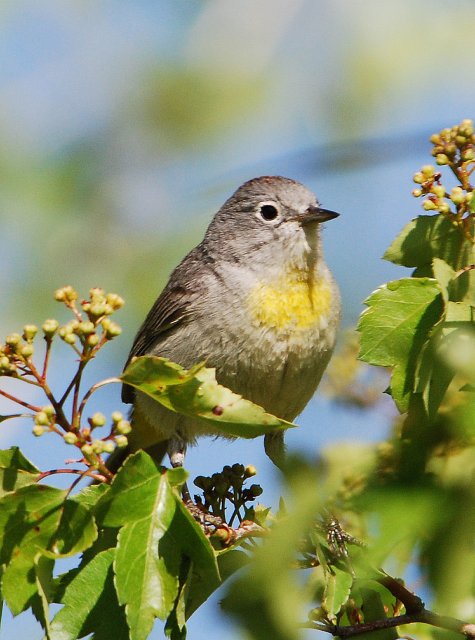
<box><xmin>116</xmin><ymin>176</ymin><xmax>340</xmax><ymax>472</ymax></box>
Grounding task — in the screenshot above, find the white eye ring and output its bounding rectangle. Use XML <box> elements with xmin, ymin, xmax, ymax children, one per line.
<box><xmin>256</xmin><ymin>201</ymin><xmax>280</xmax><ymax>222</ymax></box>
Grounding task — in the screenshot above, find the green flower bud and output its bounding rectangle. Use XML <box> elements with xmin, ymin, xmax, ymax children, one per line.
<box><xmin>63</xmin><ymin>333</ymin><xmax>76</xmax><ymax>345</ymax></box>
<box><xmin>106</xmin><ymin>293</ymin><xmax>125</xmax><ymax>310</ymax></box>
<box><xmin>445</xmin><ymin>143</ymin><xmax>457</xmax><ymax>157</ymax></box>
<box><xmin>42</xmin><ymin>319</ymin><xmax>59</xmax><ymax>338</ymax></box>
<box><xmin>116</xmin><ymin>419</ymin><xmax>131</xmax><ymax>435</ymax></box>
<box><xmin>43</xmin><ymin>405</ymin><xmax>55</xmax><ymax>418</ymax></box>
<box><xmin>89</xmin><ymin>287</ymin><xmax>105</xmax><ymax>302</ymax></box>
<box><xmin>232</xmin><ymin>463</ymin><xmax>245</xmax><ymax>477</ymax></box>
<box><xmin>450</xmin><ymin>187</ymin><xmax>465</xmax><ymax>205</ymax></box>
<box><xmin>455</xmin><ymin>135</ymin><xmax>466</xmax><ymax>146</ymax></box>
<box><xmin>421</xmin><ymin>164</ymin><xmax>435</xmax><ymax>177</ymax></box>
<box><xmin>412</xmin><ymin>188</ymin><xmax>422</xmax><ymax>198</ymax></box>
<box><xmin>64</xmin><ymin>432</ymin><xmax>78</xmax><ymax>445</ymax></box>
<box><xmin>87</xmin><ymin>334</ymin><xmax>100</xmax><ymax>347</ymax></box>
<box><xmin>89</xmin><ymin>303</ymin><xmax>106</xmax><ymax>318</ymax></box>
<box><xmin>33</xmin><ymin>425</ymin><xmax>46</xmax><ymax>437</ymax></box>
<box><xmin>77</xmin><ymin>321</ymin><xmax>95</xmax><ymax>335</ymax></box>
<box><xmin>103</xmin><ymin>441</ymin><xmax>115</xmax><ymax>454</ymax></box>
<box><xmin>111</xmin><ymin>411</ymin><xmax>123</xmax><ymax>424</ymax></box>
<box><xmin>55</xmin><ymin>286</ymin><xmax>78</xmax><ymax>303</ymax></box>
<box><xmin>92</xmin><ymin>440</ymin><xmax>105</xmax><ymax>454</ymax></box>
<box><xmin>22</xmin><ymin>324</ymin><xmax>38</xmax><ymax>342</ymax></box>
<box><xmin>194</xmin><ymin>475</ymin><xmax>207</xmax><ymax>489</ymax></box>
<box><xmin>431</xmin><ymin>185</ymin><xmax>445</xmax><ymax>198</ymax></box>
<box><xmin>462</xmin><ymin>148</ymin><xmax>475</xmax><ymax>161</ymax></box>
<box><xmin>5</xmin><ymin>333</ymin><xmax>21</xmax><ymax>347</ymax></box>
<box><xmin>91</xmin><ymin>412</ymin><xmax>107</xmax><ymax>427</ymax></box>
<box><xmin>115</xmin><ymin>435</ymin><xmax>128</xmax><ymax>448</ymax></box>
<box><xmin>423</xmin><ymin>199</ymin><xmax>437</xmax><ymax>211</ymax></box>
<box><xmin>430</xmin><ymin>133</ymin><xmax>441</xmax><ymax>144</ymax></box>
<box><xmin>435</xmin><ymin>154</ymin><xmax>449</xmax><ymax>165</ymax></box>
<box><xmin>413</xmin><ymin>172</ymin><xmax>424</xmax><ymax>184</ymax></box>
<box><xmin>102</xmin><ymin>319</ymin><xmax>122</xmax><ymax>339</ymax></box>
<box><xmin>244</xmin><ymin>464</ymin><xmax>257</xmax><ymax>478</ymax></box>
<box><xmin>35</xmin><ymin>411</ymin><xmax>50</xmax><ymax>426</ymax></box>
<box><xmin>438</xmin><ymin>202</ymin><xmax>451</xmax><ymax>214</ymax></box>
<box><xmin>249</xmin><ymin>484</ymin><xmax>263</xmax><ymax>498</ymax></box>
<box><xmin>20</xmin><ymin>344</ymin><xmax>34</xmax><ymax>358</ymax></box>
<box><xmin>81</xmin><ymin>444</ymin><xmax>94</xmax><ymax>456</ymax></box>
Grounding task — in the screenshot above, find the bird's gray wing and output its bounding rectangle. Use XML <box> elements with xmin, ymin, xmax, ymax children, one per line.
<box><xmin>121</xmin><ymin>247</ymin><xmax>207</xmax><ymax>404</ymax></box>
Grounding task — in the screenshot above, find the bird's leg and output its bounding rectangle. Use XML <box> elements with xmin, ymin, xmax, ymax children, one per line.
<box><xmin>168</xmin><ymin>437</ymin><xmax>191</xmax><ymax>501</ymax></box>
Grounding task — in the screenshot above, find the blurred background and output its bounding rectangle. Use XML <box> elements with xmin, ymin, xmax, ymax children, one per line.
<box><xmin>1</xmin><ymin>0</ymin><xmax>474</xmax><ymax>637</ymax></box>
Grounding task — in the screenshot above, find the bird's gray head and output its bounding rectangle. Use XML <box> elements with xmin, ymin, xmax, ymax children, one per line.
<box><xmin>202</xmin><ymin>176</ymin><xmax>339</xmax><ymax>265</ymax></box>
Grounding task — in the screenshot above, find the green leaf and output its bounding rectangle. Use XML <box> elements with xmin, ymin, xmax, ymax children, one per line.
<box><xmin>97</xmin><ymin>452</ymin><xmax>218</xmax><ymax>640</ymax></box>
<box><xmin>358</xmin><ymin>278</ymin><xmax>444</xmax><ymax>411</ymax></box>
<box><xmin>32</xmin><ymin>555</ymin><xmax>54</xmax><ymax>639</ymax></box>
<box><xmin>223</xmin><ymin>464</ymin><xmax>322</xmax><ymax>640</ymax></box>
<box><xmin>357</xmin><ymin>584</ymin><xmax>398</xmax><ymax>640</ymax></box>
<box><xmin>383</xmin><ymin>214</ymin><xmax>472</xmax><ymax>273</ymax></box>
<box><xmin>121</xmin><ymin>356</ymin><xmax>295</xmax><ymax>438</ymax></box>
<box><xmin>47</xmin><ymin>499</ymin><xmax>98</xmax><ymax>558</ymax></box>
<box><xmin>0</xmin><ymin>447</ymin><xmax>40</xmax><ymax>497</ymax></box>
<box><xmin>50</xmin><ymin>548</ymin><xmax>129</xmax><ymax>640</ymax></box>
<box><xmin>322</xmin><ymin>567</ymin><xmax>353</xmax><ymax>621</ymax></box>
<box><xmin>0</xmin><ymin>484</ymin><xmax>97</xmax><ymax>616</ymax></box>
<box><xmin>185</xmin><ymin>548</ymin><xmax>249</xmax><ymax>618</ymax></box>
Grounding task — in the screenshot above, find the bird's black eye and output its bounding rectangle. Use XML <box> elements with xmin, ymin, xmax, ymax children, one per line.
<box><xmin>259</xmin><ymin>204</ymin><xmax>279</xmax><ymax>221</ymax></box>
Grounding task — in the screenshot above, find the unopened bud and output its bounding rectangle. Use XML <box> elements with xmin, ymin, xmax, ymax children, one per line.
<box><xmin>244</xmin><ymin>464</ymin><xmax>257</xmax><ymax>478</ymax></box>
<box><xmin>103</xmin><ymin>441</ymin><xmax>115</xmax><ymax>454</ymax></box>
<box><xmin>450</xmin><ymin>187</ymin><xmax>465</xmax><ymax>205</ymax></box>
<box><xmin>116</xmin><ymin>419</ymin><xmax>131</xmax><ymax>435</ymax></box>
<box><xmin>5</xmin><ymin>334</ymin><xmax>21</xmax><ymax>348</ymax></box>
<box><xmin>106</xmin><ymin>293</ymin><xmax>125</xmax><ymax>310</ymax></box>
<box><xmin>22</xmin><ymin>324</ymin><xmax>38</xmax><ymax>342</ymax></box>
<box><xmin>115</xmin><ymin>435</ymin><xmax>128</xmax><ymax>448</ymax></box>
<box><xmin>91</xmin><ymin>412</ymin><xmax>107</xmax><ymax>427</ymax></box>
<box><xmin>64</xmin><ymin>432</ymin><xmax>78</xmax><ymax>445</ymax></box>
<box><xmin>111</xmin><ymin>411</ymin><xmax>123</xmax><ymax>424</ymax></box>
<box><xmin>55</xmin><ymin>286</ymin><xmax>77</xmax><ymax>303</ymax></box>
<box><xmin>35</xmin><ymin>411</ymin><xmax>50</xmax><ymax>426</ymax></box>
<box><xmin>435</xmin><ymin>154</ymin><xmax>449</xmax><ymax>165</ymax></box>
<box><xmin>42</xmin><ymin>319</ymin><xmax>59</xmax><ymax>338</ymax></box>
<box><xmin>20</xmin><ymin>344</ymin><xmax>34</xmax><ymax>358</ymax></box>
<box><xmin>33</xmin><ymin>425</ymin><xmax>46</xmax><ymax>437</ymax></box>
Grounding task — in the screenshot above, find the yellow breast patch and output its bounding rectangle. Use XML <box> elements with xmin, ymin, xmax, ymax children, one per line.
<box><xmin>247</xmin><ymin>273</ymin><xmax>332</xmax><ymax>332</ymax></box>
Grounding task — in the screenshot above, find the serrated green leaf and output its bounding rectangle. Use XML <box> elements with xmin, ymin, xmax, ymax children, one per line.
<box><xmin>383</xmin><ymin>214</ymin><xmax>472</xmax><ymax>272</ymax></box>
<box><xmin>121</xmin><ymin>356</ymin><xmax>295</xmax><ymax>438</ymax></box>
<box><xmin>96</xmin><ymin>452</ymin><xmax>218</xmax><ymax>640</ymax></box>
<box><xmin>2</xmin><ymin>552</ymin><xmax>53</xmax><ymax>616</ymax></box>
<box><xmin>0</xmin><ymin>447</ymin><xmax>40</xmax><ymax>497</ymax></box>
<box><xmin>50</xmin><ymin>548</ymin><xmax>129</xmax><ymax>640</ymax></box>
<box><xmin>0</xmin><ymin>485</ymin><xmax>66</xmax><ymax>566</ymax></box>
<box><xmin>322</xmin><ymin>567</ymin><xmax>353</xmax><ymax>621</ymax></box>
<box><xmin>358</xmin><ymin>278</ymin><xmax>444</xmax><ymax>411</ymax></box>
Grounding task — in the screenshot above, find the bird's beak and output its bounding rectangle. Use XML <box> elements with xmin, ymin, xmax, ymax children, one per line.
<box><xmin>298</xmin><ymin>205</ymin><xmax>340</xmax><ymax>225</ymax></box>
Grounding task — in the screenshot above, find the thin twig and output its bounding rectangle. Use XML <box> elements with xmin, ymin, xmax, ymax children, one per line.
<box><xmin>0</xmin><ymin>388</ymin><xmax>41</xmax><ymax>413</ymax></box>
<box><xmin>37</xmin><ymin>468</ymin><xmax>105</xmax><ymax>483</ymax></box>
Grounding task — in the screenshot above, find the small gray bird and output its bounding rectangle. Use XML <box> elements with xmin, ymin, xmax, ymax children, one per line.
<box><xmin>118</xmin><ymin>176</ymin><xmax>340</xmax><ymax>471</ymax></box>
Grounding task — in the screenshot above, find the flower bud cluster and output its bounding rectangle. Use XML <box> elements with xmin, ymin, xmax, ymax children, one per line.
<box><xmin>58</xmin><ymin>409</ymin><xmax>131</xmax><ymax>471</ymax></box>
<box><xmin>194</xmin><ymin>463</ymin><xmax>262</xmax><ymax>521</ymax></box>
<box><xmin>412</xmin><ymin>120</ymin><xmax>474</xmax><ymax>239</ymax></box>
<box><xmin>0</xmin><ymin>324</ymin><xmax>42</xmax><ymax>375</ymax></box>
<box><xmin>54</xmin><ymin>286</ymin><xmax>124</xmax><ymax>350</ymax></box>
<box><xmin>32</xmin><ymin>405</ymin><xmax>56</xmax><ymax>436</ymax></box>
